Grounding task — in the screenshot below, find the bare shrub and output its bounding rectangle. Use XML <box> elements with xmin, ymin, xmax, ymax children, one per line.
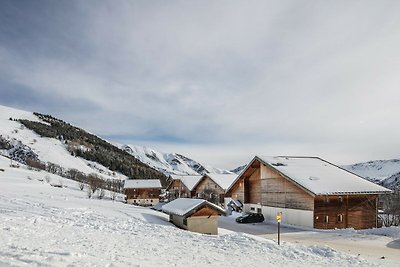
<box><xmin>379</xmin><ymin>190</ymin><xmax>400</xmax><ymax>227</ymax></box>
<box><xmin>79</xmin><ymin>182</ymin><xmax>85</xmax><ymax>191</ymax></box>
<box><xmin>87</xmin><ymin>187</ymin><xmax>92</xmax><ymax>198</ymax></box>
<box><xmin>110</xmin><ymin>190</ymin><xmax>117</xmax><ymax>201</ymax></box>
<box><xmin>97</xmin><ymin>188</ymin><xmax>105</xmax><ymax>199</ymax></box>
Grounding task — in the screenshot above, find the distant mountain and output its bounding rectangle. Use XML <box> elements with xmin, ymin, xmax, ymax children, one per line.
<box><xmin>121</xmin><ymin>144</ymin><xmax>234</xmax><ymax>176</ymax></box>
<box><xmin>231</xmin><ymin>164</ymin><xmax>247</xmax><ymax>174</ymax></box>
<box><xmin>342</xmin><ymin>159</ymin><xmax>400</xmax><ymax>190</ymax></box>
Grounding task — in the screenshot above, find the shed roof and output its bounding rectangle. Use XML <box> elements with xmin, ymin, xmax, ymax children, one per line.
<box><xmin>162</xmin><ymin>198</ymin><xmax>225</xmax><ymax>217</ymax></box>
<box><xmin>124</xmin><ymin>179</ymin><xmax>161</xmax><ymax>189</ymax></box>
<box><xmin>205</xmin><ymin>174</ymin><xmax>238</xmax><ymax>190</ymax></box>
<box><xmin>255</xmin><ymin>156</ymin><xmax>391</xmax><ymax>195</ymax></box>
<box><xmin>170</xmin><ymin>175</ymin><xmax>202</xmax><ymax>191</ymax></box>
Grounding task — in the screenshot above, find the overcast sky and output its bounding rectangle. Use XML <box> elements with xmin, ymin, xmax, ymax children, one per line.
<box><xmin>1</xmin><ymin>0</ymin><xmax>400</xmax><ymax>169</ymax></box>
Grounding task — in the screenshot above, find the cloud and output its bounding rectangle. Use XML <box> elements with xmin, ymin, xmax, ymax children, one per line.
<box><xmin>1</xmin><ymin>0</ymin><xmax>400</xmax><ymax>168</ymax></box>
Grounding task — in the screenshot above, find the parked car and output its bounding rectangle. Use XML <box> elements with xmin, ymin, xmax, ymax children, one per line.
<box><xmin>235</xmin><ymin>212</ymin><xmax>264</xmax><ymax>223</ymax></box>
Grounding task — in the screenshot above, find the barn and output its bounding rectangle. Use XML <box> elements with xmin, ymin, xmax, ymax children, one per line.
<box><xmin>226</xmin><ymin>156</ymin><xmax>391</xmax><ymax>229</ymax></box>
<box><xmin>124</xmin><ymin>179</ymin><xmax>162</xmax><ymax>206</ymax></box>
<box><xmin>162</xmin><ymin>198</ymin><xmax>225</xmax><ymax>235</ymax></box>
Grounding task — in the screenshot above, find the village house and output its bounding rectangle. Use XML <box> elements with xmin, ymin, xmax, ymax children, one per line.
<box><xmin>193</xmin><ymin>174</ymin><xmax>237</xmax><ymax>205</ymax></box>
<box><xmin>166</xmin><ymin>175</ymin><xmax>202</xmax><ymax>199</ymax></box>
<box><xmin>162</xmin><ymin>198</ymin><xmax>225</xmax><ymax>235</ymax></box>
<box><xmin>124</xmin><ymin>179</ymin><xmax>162</xmax><ymax>206</ymax></box>
<box><xmin>226</xmin><ymin>156</ymin><xmax>391</xmax><ymax>229</ymax></box>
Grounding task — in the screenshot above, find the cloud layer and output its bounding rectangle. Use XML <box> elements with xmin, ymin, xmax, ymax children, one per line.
<box><xmin>1</xmin><ymin>0</ymin><xmax>400</xmax><ymax>168</ymax></box>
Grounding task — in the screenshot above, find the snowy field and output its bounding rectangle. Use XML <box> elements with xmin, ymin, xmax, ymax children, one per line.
<box><xmin>0</xmin><ymin>156</ymin><xmax>397</xmax><ymax>266</ymax></box>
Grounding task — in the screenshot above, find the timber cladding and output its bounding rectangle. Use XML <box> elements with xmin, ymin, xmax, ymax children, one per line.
<box><xmin>167</xmin><ymin>179</ymin><xmax>191</xmax><ymax>197</ymax></box>
<box><xmin>194</xmin><ymin>176</ymin><xmax>225</xmax><ymax>196</ymax></box>
<box><xmin>260</xmin><ymin>164</ymin><xmax>314</xmax><ymax>210</ymax></box>
<box><xmin>228</xmin><ymin>177</ymin><xmax>245</xmax><ymax>201</ymax></box>
<box><xmin>191</xmin><ymin>206</ymin><xmax>220</xmax><ymax>217</ymax></box>
<box><xmin>314</xmin><ymin>195</ymin><xmax>378</xmax><ymax>230</ymax></box>
<box><xmin>125</xmin><ymin>188</ymin><xmax>160</xmax><ymax>199</ymax></box>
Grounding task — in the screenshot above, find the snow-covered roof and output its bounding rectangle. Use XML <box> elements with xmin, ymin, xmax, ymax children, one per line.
<box><xmin>255</xmin><ymin>156</ymin><xmax>391</xmax><ymax>195</ymax></box>
<box><xmin>170</xmin><ymin>175</ymin><xmax>203</xmax><ymax>191</ymax></box>
<box><xmin>228</xmin><ymin>156</ymin><xmax>392</xmax><ymax>196</ymax></box>
<box><xmin>124</xmin><ymin>179</ymin><xmax>161</xmax><ymax>189</ymax></box>
<box><xmin>205</xmin><ymin>174</ymin><xmax>238</xmax><ymax>190</ymax></box>
<box><xmin>162</xmin><ymin>198</ymin><xmax>225</xmax><ymax>217</ymax></box>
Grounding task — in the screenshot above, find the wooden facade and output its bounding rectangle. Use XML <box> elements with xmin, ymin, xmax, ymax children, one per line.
<box><xmin>314</xmin><ymin>195</ymin><xmax>378</xmax><ymax>229</ymax></box>
<box><xmin>194</xmin><ymin>176</ymin><xmax>225</xmax><ymax>204</ymax></box>
<box><xmin>226</xmin><ymin>157</ymin><xmax>383</xmax><ymax>229</ymax></box>
<box><xmin>166</xmin><ymin>179</ymin><xmax>192</xmax><ymax>198</ymax></box>
<box><xmin>125</xmin><ymin>188</ymin><xmax>161</xmax><ymax>206</ymax></box>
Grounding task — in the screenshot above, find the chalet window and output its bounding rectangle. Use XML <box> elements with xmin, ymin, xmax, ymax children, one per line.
<box><xmin>337</xmin><ymin>214</ymin><xmax>343</xmax><ymax>223</ymax></box>
<box><xmin>183</xmin><ymin>218</ymin><xmax>187</xmax><ymax>226</ymax></box>
<box><xmin>257</xmin><ymin>208</ymin><xmax>262</xmax><ymax>214</ymax></box>
<box><xmin>324</xmin><ymin>215</ymin><xmax>329</xmax><ymax>223</ymax></box>
<box><xmin>250</xmin><ymin>207</ymin><xmax>255</xmax><ymax>211</ymax></box>
<box><xmin>215</xmin><ymin>185</ymin><xmax>217</xmax><ymax>189</ymax></box>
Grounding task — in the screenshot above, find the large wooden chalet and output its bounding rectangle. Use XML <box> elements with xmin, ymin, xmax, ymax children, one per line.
<box><xmin>226</xmin><ymin>156</ymin><xmax>391</xmax><ymax>229</ymax></box>
<box><xmin>124</xmin><ymin>179</ymin><xmax>162</xmax><ymax>206</ymax></box>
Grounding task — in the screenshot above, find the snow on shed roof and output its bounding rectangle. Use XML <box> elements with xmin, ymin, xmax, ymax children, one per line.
<box><xmin>257</xmin><ymin>156</ymin><xmax>391</xmax><ymax>195</ymax></box>
<box><xmin>205</xmin><ymin>174</ymin><xmax>238</xmax><ymax>190</ymax></box>
<box><xmin>124</xmin><ymin>179</ymin><xmax>161</xmax><ymax>189</ymax></box>
<box><xmin>162</xmin><ymin>198</ymin><xmax>225</xmax><ymax>217</ymax></box>
<box><xmin>170</xmin><ymin>175</ymin><xmax>202</xmax><ymax>191</ymax></box>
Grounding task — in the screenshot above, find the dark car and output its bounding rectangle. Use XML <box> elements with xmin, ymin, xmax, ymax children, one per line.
<box><xmin>235</xmin><ymin>212</ymin><xmax>265</xmax><ymax>223</ymax></box>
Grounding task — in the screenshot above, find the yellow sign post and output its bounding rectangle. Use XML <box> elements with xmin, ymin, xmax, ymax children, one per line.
<box><xmin>276</xmin><ymin>212</ymin><xmax>282</xmax><ymax>245</ymax></box>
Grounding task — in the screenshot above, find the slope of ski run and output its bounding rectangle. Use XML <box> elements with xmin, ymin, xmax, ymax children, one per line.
<box><xmin>0</xmin><ymin>156</ymin><xmax>375</xmax><ymax>267</ymax></box>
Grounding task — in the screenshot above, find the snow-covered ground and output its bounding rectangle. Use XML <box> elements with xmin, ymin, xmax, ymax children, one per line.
<box><xmin>0</xmin><ymin>155</ymin><xmax>383</xmax><ymax>266</ymax></box>
<box><xmin>220</xmin><ymin>214</ymin><xmax>400</xmax><ymax>266</ymax></box>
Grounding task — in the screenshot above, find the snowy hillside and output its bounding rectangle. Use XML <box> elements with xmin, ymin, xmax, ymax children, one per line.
<box><xmin>0</xmin><ymin>105</ymin><xmax>129</xmax><ymax>181</ymax></box>
<box><xmin>0</xmin><ymin>155</ymin><xmax>381</xmax><ymax>266</ymax></box>
<box><xmin>343</xmin><ymin>159</ymin><xmax>400</xmax><ymax>189</ymax></box>
<box><xmin>343</xmin><ymin>159</ymin><xmax>400</xmax><ymax>181</ymax></box>
<box><xmin>121</xmin><ymin>144</ymin><xmax>233</xmax><ymax>176</ymax></box>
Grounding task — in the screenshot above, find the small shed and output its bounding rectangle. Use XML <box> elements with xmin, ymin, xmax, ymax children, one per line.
<box><xmin>162</xmin><ymin>198</ymin><xmax>225</xmax><ymax>235</ymax></box>
<box><xmin>124</xmin><ymin>179</ymin><xmax>162</xmax><ymax>206</ymax></box>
